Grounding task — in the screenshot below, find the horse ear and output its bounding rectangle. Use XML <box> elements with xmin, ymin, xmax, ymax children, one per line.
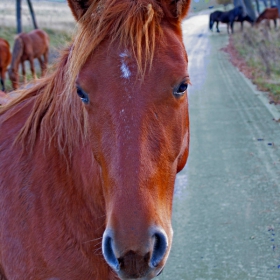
<box><xmin>67</xmin><ymin>0</ymin><xmax>92</xmax><ymax>21</ymax></box>
<box><xmin>160</xmin><ymin>0</ymin><xmax>191</xmax><ymax>20</ymax></box>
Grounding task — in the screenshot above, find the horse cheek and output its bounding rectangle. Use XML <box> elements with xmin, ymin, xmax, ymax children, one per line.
<box><xmin>176</xmin><ymin>109</ymin><xmax>189</xmax><ymax>173</ymax></box>
<box><xmin>177</xmin><ymin>141</ymin><xmax>189</xmax><ymax>172</ymax></box>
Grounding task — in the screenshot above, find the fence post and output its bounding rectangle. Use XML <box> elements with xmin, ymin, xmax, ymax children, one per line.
<box><xmin>16</xmin><ymin>0</ymin><xmax>22</xmax><ymax>33</ymax></box>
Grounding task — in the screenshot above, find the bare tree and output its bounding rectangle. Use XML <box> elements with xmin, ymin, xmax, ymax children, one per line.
<box><xmin>277</xmin><ymin>0</ymin><xmax>280</xmax><ymax>16</ymax></box>
<box><xmin>262</xmin><ymin>0</ymin><xmax>268</xmax><ymax>7</ymax></box>
<box><xmin>16</xmin><ymin>0</ymin><xmax>22</xmax><ymax>33</ymax></box>
<box><xmin>234</xmin><ymin>0</ymin><xmax>246</xmax><ymax>16</ymax></box>
<box><xmin>26</xmin><ymin>0</ymin><xmax>38</xmax><ymax>29</ymax></box>
<box><xmin>270</xmin><ymin>0</ymin><xmax>276</xmax><ymax>7</ymax></box>
<box><xmin>255</xmin><ymin>0</ymin><xmax>260</xmax><ymax>14</ymax></box>
<box><xmin>16</xmin><ymin>0</ymin><xmax>39</xmax><ymax>34</ymax></box>
<box><xmin>244</xmin><ymin>0</ymin><xmax>256</xmax><ymax>20</ymax></box>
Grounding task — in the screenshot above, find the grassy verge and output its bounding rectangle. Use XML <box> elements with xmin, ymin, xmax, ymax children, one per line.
<box><xmin>230</xmin><ymin>26</ymin><xmax>280</xmax><ymax>104</ymax></box>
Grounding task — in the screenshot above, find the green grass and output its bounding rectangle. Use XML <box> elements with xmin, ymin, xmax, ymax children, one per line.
<box><xmin>44</xmin><ymin>27</ymin><xmax>72</xmax><ymax>49</ymax></box>
<box><xmin>0</xmin><ymin>26</ymin><xmax>17</xmax><ymax>46</ymax></box>
<box><xmin>231</xmin><ymin>26</ymin><xmax>280</xmax><ymax>104</ymax></box>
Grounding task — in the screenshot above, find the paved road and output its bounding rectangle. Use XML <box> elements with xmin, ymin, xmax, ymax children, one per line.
<box><xmin>159</xmin><ymin>13</ymin><xmax>280</xmax><ymax>280</ymax></box>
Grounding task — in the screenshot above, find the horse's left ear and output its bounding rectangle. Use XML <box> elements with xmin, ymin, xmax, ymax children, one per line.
<box><xmin>67</xmin><ymin>0</ymin><xmax>92</xmax><ymax>21</ymax></box>
<box><xmin>161</xmin><ymin>0</ymin><xmax>191</xmax><ymax>20</ymax></box>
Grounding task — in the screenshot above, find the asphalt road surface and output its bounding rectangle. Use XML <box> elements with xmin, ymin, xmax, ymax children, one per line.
<box><xmin>158</xmin><ymin>12</ymin><xmax>280</xmax><ymax>280</ymax></box>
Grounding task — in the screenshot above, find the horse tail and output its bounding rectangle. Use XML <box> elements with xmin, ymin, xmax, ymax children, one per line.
<box><xmin>209</xmin><ymin>15</ymin><xmax>214</xmax><ymax>30</ymax></box>
<box><xmin>10</xmin><ymin>35</ymin><xmax>24</xmax><ymax>72</ymax></box>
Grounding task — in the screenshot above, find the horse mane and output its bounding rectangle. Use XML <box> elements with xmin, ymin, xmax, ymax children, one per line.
<box><xmin>10</xmin><ymin>35</ymin><xmax>24</xmax><ymax>72</ymax></box>
<box><xmin>0</xmin><ymin>0</ymin><xmax>165</xmax><ymax>156</ymax></box>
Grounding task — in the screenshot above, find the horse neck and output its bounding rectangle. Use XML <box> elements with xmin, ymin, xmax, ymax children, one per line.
<box><xmin>257</xmin><ymin>10</ymin><xmax>268</xmax><ymax>22</ymax></box>
<box><xmin>10</xmin><ymin>36</ymin><xmax>24</xmax><ymax>72</ymax></box>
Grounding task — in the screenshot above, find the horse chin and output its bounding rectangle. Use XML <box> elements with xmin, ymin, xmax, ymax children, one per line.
<box><xmin>115</xmin><ymin>253</ymin><xmax>166</xmax><ymax>280</ymax></box>
<box><xmin>116</xmin><ymin>264</ymin><xmax>164</xmax><ymax>280</ymax></box>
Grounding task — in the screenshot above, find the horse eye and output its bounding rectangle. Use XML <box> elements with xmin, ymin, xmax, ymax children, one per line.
<box><xmin>174</xmin><ymin>82</ymin><xmax>188</xmax><ymax>97</ymax></box>
<box><xmin>178</xmin><ymin>83</ymin><xmax>188</xmax><ymax>93</ymax></box>
<box><xmin>76</xmin><ymin>87</ymin><xmax>89</xmax><ymax>104</ymax></box>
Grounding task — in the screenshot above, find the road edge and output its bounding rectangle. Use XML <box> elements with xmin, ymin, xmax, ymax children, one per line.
<box><xmin>236</xmin><ymin>69</ymin><xmax>280</xmax><ymax>123</ymax></box>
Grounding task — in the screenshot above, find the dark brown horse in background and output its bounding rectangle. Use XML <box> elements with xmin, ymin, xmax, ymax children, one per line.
<box><xmin>8</xmin><ymin>29</ymin><xmax>49</xmax><ymax>90</ymax></box>
<box><xmin>256</xmin><ymin>7</ymin><xmax>279</xmax><ymax>28</ymax></box>
<box><xmin>236</xmin><ymin>14</ymin><xmax>254</xmax><ymax>31</ymax></box>
<box><xmin>0</xmin><ymin>38</ymin><xmax>11</xmax><ymax>92</ymax></box>
<box><xmin>209</xmin><ymin>6</ymin><xmax>243</xmax><ymax>33</ymax></box>
<box><xmin>0</xmin><ymin>0</ymin><xmax>191</xmax><ymax>279</ymax></box>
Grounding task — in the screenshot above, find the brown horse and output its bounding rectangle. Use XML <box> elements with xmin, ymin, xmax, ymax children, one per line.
<box><xmin>8</xmin><ymin>29</ymin><xmax>49</xmax><ymax>90</ymax></box>
<box><xmin>0</xmin><ymin>0</ymin><xmax>191</xmax><ymax>279</ymax></box>
<box><xmin>256</xmin><ymin>7</ymin><xmax>279</xmax><ymax>28</ymax></box>
<box><xmin>0</xmin><ymin>38</ymin><xmax>11</xmax><ymax>92</ymax></box>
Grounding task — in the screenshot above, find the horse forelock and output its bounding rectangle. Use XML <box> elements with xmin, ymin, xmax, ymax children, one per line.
<box><xmin>66</xmin><ymin>0</ymin><xmax>164</xmax><ymax>88</ymax></box>
<box><xmin>0</xmin><ymin>0</ymin><xmax>174</xmax><ymax>160</ymax></box>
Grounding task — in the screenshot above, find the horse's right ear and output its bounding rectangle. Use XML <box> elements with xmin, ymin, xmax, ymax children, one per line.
<box><xmin>67</xmin><ymin>0</ymin><xmax>92</xmax><ymax>21</ymax></box>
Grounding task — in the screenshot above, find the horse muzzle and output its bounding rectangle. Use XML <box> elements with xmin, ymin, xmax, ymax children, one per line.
<box><xmin>102</xmin><ymin>227</ymin><xmax>169</xmax><ymax>279</ymax></box>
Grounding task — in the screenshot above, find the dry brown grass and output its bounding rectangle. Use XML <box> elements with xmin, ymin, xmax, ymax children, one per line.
<box><xmin>225</xmin><ymin>25</ymin><xmax>280</xmax><ymax>104</ymax></box>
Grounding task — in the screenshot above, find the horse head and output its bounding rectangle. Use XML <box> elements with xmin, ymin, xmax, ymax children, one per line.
<box><xmin>245</xmin><ymin>14</ymin><xmax>255</xmax><ymax>25</ymax></box>
<box><xmin>67</xmin><ymin>0</ymin><xmax>191</xmax><ymax>278</ymax></box>
<box><xmin>8</xmin><ymin>68</ymin><xmax>19</xmax><ymax>90</ymax></box>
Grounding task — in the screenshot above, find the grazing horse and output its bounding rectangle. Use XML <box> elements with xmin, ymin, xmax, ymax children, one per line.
<box><xmin>256</xmin><ymin>7</ymin><xmax>279</xmax><ymax>28</ymax></box>
<box><xmin>0</xmin><ymin>38</ymin><xmax>11</xmax><ymax>92</ymax></box>
<box><xmin>236</xmin><ymin>14</ymin><xmax>254</xmax><ymax>31</ymax></box>
<box><xmin>209</xmin><ymin>6</ymin><xmax>243</xmax><ymax>33</ymax></box>
<box><xmin>8</xmin><ymin>29</ymin><xmax>49</xmax><ymax>90</ymax></box>
<box><xmin>0</xmin><ymin>0</ymin><xmax>191</xmax><ymax>279</ymax></box>
<box><xmin>209</xmin><ymin>10</ymin><xmax>223</xmax><ymax>31</ymax></box>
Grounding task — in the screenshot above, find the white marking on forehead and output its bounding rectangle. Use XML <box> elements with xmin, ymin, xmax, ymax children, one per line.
<box><xmin>120</xmin><ymin>62</ymin><xmax>131</xmax><ymax>79</ymax></box>
<box><xmin>120</xmin><ymin>52</ymin><xmax>128</xmax><ymax>58</ymax></box>
<box><xmin>119</xmin><ymin>51</ymin><xmax>131</xmax><ymax>79</ymax></box>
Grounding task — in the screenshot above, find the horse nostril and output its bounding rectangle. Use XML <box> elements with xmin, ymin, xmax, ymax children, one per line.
<box><xmin>102</xmin><ymin>231</ymin><xmax>120</xmax><ymax>272</ymax></box>
<box><xmin>150</xmin><ymin>229</ymin><xmax>168</xmax><ymax>268</ymax></box>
